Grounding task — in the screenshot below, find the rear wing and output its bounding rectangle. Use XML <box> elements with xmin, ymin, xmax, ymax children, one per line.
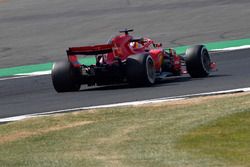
<box><xmin>67</xmin><ymin>44</ymin><xmax>113</xmax><ymax>56</ymax></box>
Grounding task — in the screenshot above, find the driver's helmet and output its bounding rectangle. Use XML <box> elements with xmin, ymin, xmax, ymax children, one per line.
<box><xmin>129</xmin><ymin>41</ymin><xmax>142</xmax><ymax>49</ymax></box>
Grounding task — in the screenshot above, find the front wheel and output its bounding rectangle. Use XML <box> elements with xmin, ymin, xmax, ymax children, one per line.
<box><xmin>185</xmin><ymin>45</ymin><xmax>211</xmax><ymax>78</ymax></box>
<box><xmin>126</xmin><ymin>53</ymin><xmax>155</xmax><ymax>86</ymax></box>
<box><xmin>51</xmin><ymin>61</ymin><xmax>81</xmax><ymax>92</ymax></box>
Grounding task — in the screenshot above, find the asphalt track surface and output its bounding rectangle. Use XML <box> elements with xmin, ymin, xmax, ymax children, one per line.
<box><xmin>1</xmin><ymin>0</ymin><xmax>250</xmax><ymax>68</ymax></box>
<box><xmin>1</xmin><ymin>49</ymin><xmax>250</xmax><ymax>118</ymax></box>
<box><xmin>0</xmin><ymin>0</ymin><xmax>250</xmax><ymax>118</ymax></box>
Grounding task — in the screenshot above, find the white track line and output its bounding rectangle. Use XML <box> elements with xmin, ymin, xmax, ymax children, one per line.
<box><xmin>0</xmin><ymin>45</ymin><xmax>250</xmax><ymax>123</ymax></box>
<box><xmin>212</xmin><ymin>45</ymin><xmax>250</xmax><ymax>51</ymax></box>
<box><xmin>0</xmin><ymin>75</ymin><xmax>34</xmax><ymax>81</ymax></box>
<box><xmin>0</xmin><ymin>70</ymin><xmax>51</xmax><ymax>81</ymax></box>
<box><xmin>15</xmin><ymin>70</ymin><xmax>51</xmax><ymax>76</ymax></box>
<box><xmin>1</xmin><ymin>87</ymin><xmax>250</xmax><ymax>123</ymax></box>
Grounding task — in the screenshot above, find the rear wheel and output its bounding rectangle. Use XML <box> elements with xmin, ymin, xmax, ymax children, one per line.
<box><xmin>126</xmin><ymin>53</ymin><xmax>155</xmax><ymax>86</ymax></box>
<box><xmin>51</xmin><ymin>61</ymin><xmax>81</xmax><ymax>92</ymax></box>
<box><xmin>185</xmin><ymin>45</ymin><xmax>211</xmax><ymax>78</ymax></box>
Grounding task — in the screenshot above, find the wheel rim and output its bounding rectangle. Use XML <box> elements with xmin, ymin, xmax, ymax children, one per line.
<box><xmin>146</xmin><ymin>56</ymin><xmax>155</xmax><ymax>84</ymax></box>
<box><xmin>201</xmin><ymin>48</ymin><xmax>211</xmax><ymax>73</ymax></box>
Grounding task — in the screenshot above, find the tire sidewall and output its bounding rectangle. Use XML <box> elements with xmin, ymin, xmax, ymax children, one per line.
<box><xmin>126</xmin><ymin>53</ymin><xmax>155</xmax><ymax>86</ymax></box>
<box><xmin>145</xmin><ymin>55</ymin><xmax>155</xmax><ymax>84</ymax></box>
<box><xmin>185</xmin><ymin>45</ymin><xmax>211</xmax><ymax>78</ymax></box>
<box><xmin>51</xmin><ymin>61</ymin><xmax>81</xmax><ymax>92</ymax></box>
<box><xmin>200</xmin><ymin>47</ymin><xmax>211</xmax><ymax>74</ymax></box>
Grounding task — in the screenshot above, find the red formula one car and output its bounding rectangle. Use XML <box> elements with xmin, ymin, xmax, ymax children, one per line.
<box><xmin>52</xmin><ymin>29</ymin><xmax>216</xmax><ymax>92</ymax></box>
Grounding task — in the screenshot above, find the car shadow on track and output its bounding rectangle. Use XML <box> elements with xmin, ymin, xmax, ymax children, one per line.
<box><xmin>80</xmin><ymin>76</ymin><xmax>192</xmax><ymax>91</ymax></box>
<box><xmin>80</xmin><ymin>74</ymin><xmax>229</xmax><ymax>92</ymax></box>
<box><xmin>80</xmin><ymin>74</ymin><xmax>231</xmax><ymax>92</ymax></box>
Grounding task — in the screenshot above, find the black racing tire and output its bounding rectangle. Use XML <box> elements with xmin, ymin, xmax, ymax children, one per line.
<box><xmin>126</xmin><ymin>53</ymin><xmax>155</xmax><ymax>86</ymax></box>
<box><xmin>51</xmin><ymin>61</ymin><xmax>81</xmax><ymax>92</ymax></box>
<box><xmin>185</xmin><ymin>45</ymin><xmax>211</xmax><ymax>78</ymax></box>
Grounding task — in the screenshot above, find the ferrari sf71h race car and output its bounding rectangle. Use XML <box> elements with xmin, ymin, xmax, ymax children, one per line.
<box><xmin>52</xmin><ymin>29</ymin><xmax>216</xmax><ymax>92</ymax></box>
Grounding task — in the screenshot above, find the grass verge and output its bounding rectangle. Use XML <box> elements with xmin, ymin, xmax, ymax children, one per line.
<box><xmin>177</xmin><ymin>111</ymin><xmax>250</xmax><ymax>166</ymax></box>
<box><xmin>0</xmin><ymin>93</ymin><xmax>249</xmax><ymax>167</ymax></box>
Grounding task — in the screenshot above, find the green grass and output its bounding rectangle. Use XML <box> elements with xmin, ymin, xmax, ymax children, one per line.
<box><xmin>178</xmin><ymin>110</ymin><xmax>250</xmax><ymax>166</ymax></box>
<box><xmin>0</xmin><ymin>94</ymin><xmax>250</xmax><ymax>167</ymax></box>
